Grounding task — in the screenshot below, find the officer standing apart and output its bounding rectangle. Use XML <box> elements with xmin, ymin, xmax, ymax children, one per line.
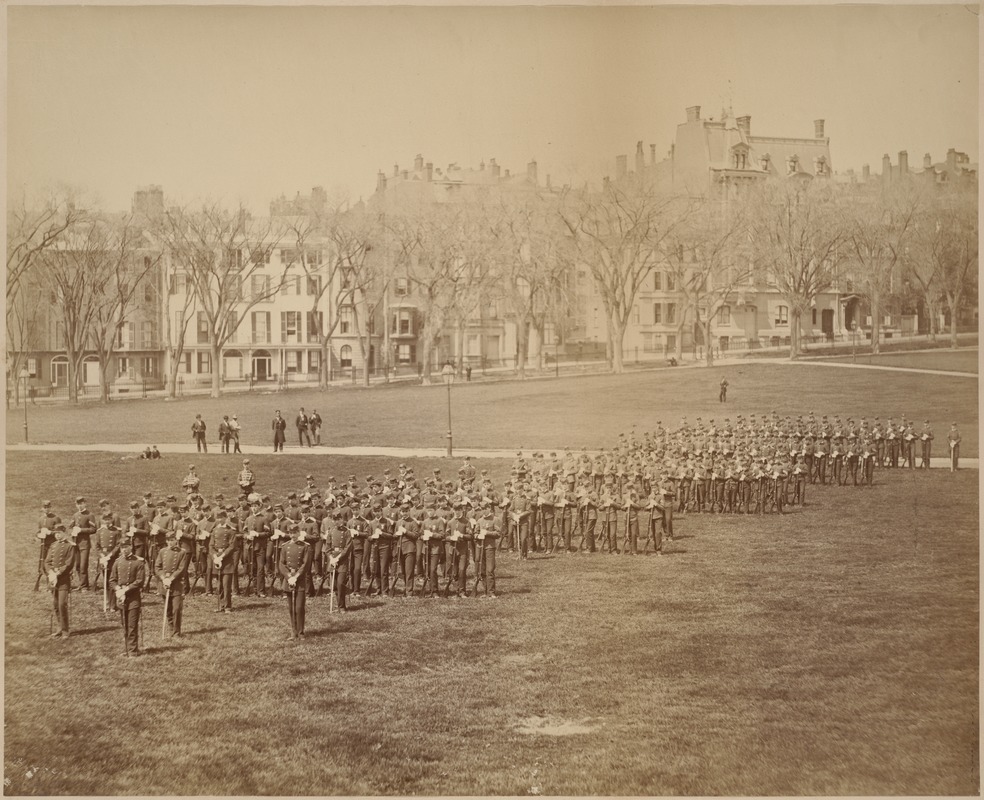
<box><xmin>272</xmin><ymin>410</ymin><xmax>287</xmax><ymax>453</ymax></box>
<box><xmin>110</xmin><ymin>537</ymin><xmax>146</xmax><ymax>657</ymax></box>
<box><xmin>310</xmin><ymin>409</ymin><xmax>323</xmax><ymax>446</ymax></box>
<box><xmin>155</xmin><ymin>530</ymin><xmax>189</xmax><ymax>638</ymax></box>
<box><xmin>229</xmin><ymin>415</ymin><xmax>243</xmax><ymax>454</ymax></box>
<box><xmin>44</xmin><ymin>525</ymin><xmax>76</xmax><ymax>638</ymax></box>
<box><xmin>280</xmin><ymin>523</ymin><xmax>313</xmax><ymax>639</ymax></box>
<box><xmin>719</xmin><ymin>378</ymin><xmax>729</xmax><ymax>403</ymax></box>
<box><xmin>192</xmin><ymin>414</ymin><xmax>208</xmax><ymax>453</ymax></box>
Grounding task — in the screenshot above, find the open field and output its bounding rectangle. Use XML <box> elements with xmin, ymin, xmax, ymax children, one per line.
<box><xmin>6</xmin><ymin>362</ymin><xmax>979</xmax><ymax>457</ymax></box>
<box><xmin>814</xmin><ymin>348</ymin><xmax>979</xmax><ymax>374</ymax></box>
<box><xmin>4</xmin><ymin>451</ymin><xmax>979</xmax><ymax>796</ymax></box>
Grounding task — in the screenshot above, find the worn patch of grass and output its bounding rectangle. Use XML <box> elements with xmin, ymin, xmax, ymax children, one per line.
<box><xmin>4</xmin><ymin>453</ymin><xmax>978</xmax><ymax>795</ymax></box>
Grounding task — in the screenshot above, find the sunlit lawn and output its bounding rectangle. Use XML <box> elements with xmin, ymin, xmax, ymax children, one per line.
<box><xmin>4</xmin><ymin>452</ymin><xmax>978</xmax><ymax>796</ymax></box>
<box><xmin>6</xmin><ymin>362</ymin><xmax>978</xmax><ymax>457</ymax></box>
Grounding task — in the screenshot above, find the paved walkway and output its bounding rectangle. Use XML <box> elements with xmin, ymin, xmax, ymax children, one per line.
<box><xmin>6</xmin><ymin>441</ymin><xmax>976</xmax><ymax>469</ymax></box>
<box><xmin>736</xmin><ymin>357</ymin><xmax>978</xmax><ymax>379</ymax></box>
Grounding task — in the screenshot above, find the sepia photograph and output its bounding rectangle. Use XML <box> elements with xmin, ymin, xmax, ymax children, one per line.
<box><xmin>4</xmin><ymin>3</ymin><xmax>979</xmax><ymax>796</ymax></box>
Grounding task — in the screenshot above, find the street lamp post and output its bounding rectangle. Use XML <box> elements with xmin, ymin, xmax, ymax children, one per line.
<box><xmin>19</xmin><ymin>368</ymin><xmax>29</xmax><ymax>442</ymax></box>
<box><xmin>441</xmin><ymin>363</ymin><xmax>454</xmax><ymax>457</ymax></box>
<box><xmin>852</xmin><ymin>320</ymin><xmax>858</xmax><ymax>363</ymax></box>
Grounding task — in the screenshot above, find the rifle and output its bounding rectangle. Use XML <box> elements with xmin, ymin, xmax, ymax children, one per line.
<box><xmin>33</xmin><ymin>537</ymin><xmax>46</xmax><ymax>591</ymax></box>
<box><xmin>473</xmin><ymin>535</ymin><xmax>487</xmax><ymax>597</ymax></box>
<box><xmin>162</xmin><ymin>582</ymin><xmax>171</xmax><ymax>639</ymax></box>
<box><xmin>327</xmin><ymin>562</ymin><xmax>337</xmax><ymax>613</ymax></box>
<box><xmin>286</xmin><ymin>581</ymin><xmax>297</xmax><ymax>638</ymax></box>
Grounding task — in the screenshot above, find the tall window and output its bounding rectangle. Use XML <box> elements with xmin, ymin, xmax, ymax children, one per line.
<box><xmin>169</xmin><ymin>273</ymin><xmax>186</xmax><ymax>295</ymax></box>
<box><xmin>632</xmin><ymin>305</ymin><xmax>640</xmax><ymax>324</ymax></box>
<box><xmin>395</xmin><ymin>277</ymin><xmax>409</xmax><ymax>296</ymax></box>
<box><xmin>719</xmin><ymin>306</ymin><xmax>731</xmax><ymax>325</ymax></box>
<box><xmin>393</xmin><ymin>309</ymin><xmax>412</xmax><ymax>335</ymax></box>
<box><xmin>653</xmin><ymin>271</ymin><xmax>662</xmax><ymax>291</ymax></box>
<box><xmin>308</xmin><ymin>350</ymin><xmax>320</xmax><ymax>373</ymax></box>
<box><xmin>280</xmin><ymin>275</ymin><xmax>300</xmax><ymax>295</ymax></box>
<box><xmin>666</xmin><ymin>273</ymin><xmax>675</xmax><ymax>291</ymax></box>
<box><xmin>142</xmin><ymin>357</ymin><xmax>156</xmax><ymax>376</ymax></box>
<box><xmin>341</xmin><ymin>269</ymin><xmax>354</xmax><ymax>289</ymax></box>
<box><xmin>305</xmin><ymin>249</ymin><xmax>323</xmax><ymax>267</ymax></box>
<box><xmin>227</xmin><ymin>311</ymin><xmax>238</xmax><ymax>344</ymax></box>
<box><xmin>666</xmin><ymin>303</ymin><xmax>676</xmax><ymax>324</ymax></box>
<box><xmin>118</xmin><ymin>357</ymin><xmax>130</xmax><ymax>378</ymax></box>
<box><xmin>280</xmin><ymin>249</ymin><xmax>296</xmax><ymax>266</ymax></box>
<box><xmin>197</xmin><ymin>352</ymin><xmax>212</xmax><ymax>374</ymax></box>
<box><xmin>339</xmin><ymin>306</ymin><xmax>354</xmax><ymax>334</ymax></box>
<box><xmin>776</xmin><ymin>305</ymin><xmax>789</xmax><ymax>325</ymax></box>
<box><xmin>252</xmin><ymin>311</ymin><xmax>271</xmax><ymax>344</ymax></box>
<box><xmin>281</xmin><ymin>311</ymin><xmax>301</xmax><ymax>343</ymax></box>
<box><xmin>653</xmin><ymin>304</ymin><xmax>662</xmax><ymax>324</ymax></box>
<box><xmin>339</xmin><ymin>345</ymin><xmax>353</xmax><ymax>368</ymax></box>
<box><xmin>306</xmin><ymin>276</ymin><xmax>322</xmax><ymax>296</ymax></box>
<box><xmin>118</xmin><ymin>322</ymin><xmax>136</xmax><ymax>349</ymax></box>
<box><xmin>55</xmin><ymin>322</ymin><xmax>66</xmax><ymax>350</ymax></box>
<box><xmin>285</xmin><ymin>350</ymin><xmax>301</xmax><ymax>373</ymax></box>
<box><xmin>140</xmin><ymin>321</ymin><xmax>154</xmax><ymax>349</ymax></box>
<box><xmin>174</xmin><ymin>311</ymin><xmax>185</xmax><ymax>338</ymax></box>
<box><xmin>397</xmin><ymin>344</ymin><xmax>414</xmax><ymax>364</ymax></box>
<box><xmin>143</xmin><ymin>280</ymin><xmax>154</xmax><ymax>303</ymax></box>
<box><xmin>812</xmin><ymin>308</ymin><xmax>818</xmax><ymax>325</ymax></box>
<box><xmin>181</xmin><ymin>352</ymin><xmax>192</xmax><ymax>373</ymax></box>
<box><xmin>197</xmin><ymin>312</ymin><xmax>209</xmax><ymax>344</ymax></box>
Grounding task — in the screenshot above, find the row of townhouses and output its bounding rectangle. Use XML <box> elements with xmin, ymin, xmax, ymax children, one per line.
<box><xmin>10</xmin><ymin>105</ymin><xmax>976</xmax><ymax>396</ymax></box>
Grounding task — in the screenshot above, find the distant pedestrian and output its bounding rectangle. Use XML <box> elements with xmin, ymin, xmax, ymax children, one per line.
<box><xmin>947</xmin><ymin>422</ymin><xmax>962</xmax><ymax>471</ymax></box>
<box><xmin>309</xmin><ymin>410</ymin><xmax>322</xmax><ymax>446</ymax></box>
<box><xmin>719</xmin><ymin>378</ymin><xmax>729</xmax><ymax>403</ymax></box>
<box><xmin>296</xmin><ymin>407</ymin><xmax>312</xmax><ymax>448</ymax></box>
<box><xmin>466</xmin><ymin>365</ymin><xmax>472</xmax><ymax>382</ymax></box>
<box><xmin>229</xmin><ymin>415</ymin><xmax>242</xmax><ymax>453</ymax></box>
<box><xmin>219</xmin><ymin>416</ymin><xmax>231</xmax><ymax>454</ymax></box>
<box><xmin>272</xmin><ymin>410</ymin><xmax>287</xmax><ymax>453</ymax></box>
<box><xmin>192</xmin><ymin>414</ymin><xmax>207</xmax><ymax>453</ymax></box>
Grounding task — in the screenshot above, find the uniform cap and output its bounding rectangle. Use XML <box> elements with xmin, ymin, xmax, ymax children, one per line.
<box><xmin>188</xmin><ymin>464</ymin><xmax>196</xmax><ymax>470</ymax></box>
<box><xmin>129</xmin><ymin>501</ymin><xmax>139</xmax><ymax>509</ymax></box>
<box><xmin>75</xmin><ymin>496</ymin><xmax>85</xmax><ymax>503</ymax></box>
<box><xmin>305</xmin><ymin>474</ymin><xmax>313</xmax><ymax>480</ymax></box>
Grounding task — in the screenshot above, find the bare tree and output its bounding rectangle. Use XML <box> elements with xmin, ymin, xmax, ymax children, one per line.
<box><xmin>920</xmin><ymin>184</ymin><xmax>978</xmax><ymax>348</ymax></box>
<box><xmin>559</xmin><ymin>179</ymin><xmax>692</xmax><ymax>373</ymax></box>
<box><xmin>844</xmin><ymin>181</ymin><xmax>920</xmax><ymax>354</ymax></box>
<box><xmin>86</xmin><ymin>217</ymin><xmax>161</xmax><ymax>402</ymax></box>
<box><xmin>491</xmin><ymin>192</ymin><xmax>572</xmax><ymax>377</ymax></box>
<box><xmin>161</xmin><ymin>204</ymin><xmax>288</xmax><ymax>398</ymax></box>
<box><xmin>6</xmin><ymin>193</ymin><xmax>86</xmax><ymax>402</ymax></box>
<box><xmin>35</xmin><ymin>215</ymin><xmax>120</xmax><ymax>402</ymax></box>
<box><xmin>746</xmin><ymin>178</ymin><xmax>848</xmax><ymax>359</ymax></box>
<box><xmin>665</xmin><ymin>198</ymin><xmax>752</xmax><ymax>366</ymax></box>
<box><xmin>386</xmin><ymin>203</ymin><xmax>481</xmax><ymax>384</ymax></box>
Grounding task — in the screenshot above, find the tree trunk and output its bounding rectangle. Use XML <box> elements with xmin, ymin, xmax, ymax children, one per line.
<box><xmin>210</xmin><ymin>341</ymin><xmax>222</xmax><ymax>398</ymax></box>
<box><xmin>788</xmin><ymin>309</ymin><xmax>802</xmax><ymax>359</ymax></box>
<box><xmin>611</xmin><ymin>319</ymin><xmax>626</xmax><ymax>374</ymax></box>
<box><xmin>516</xmin><ymin>319</ymin><xmax>528</xmax><ymax>379</ymax></box>
<box><xmin>871</xmin><ymin>286</ymin><xmax>881</xmax><ymax>355</ymax></box>
<box><xmin>67</xmin><ymin>353</ymin><xmax>79</xmax><ymax>403</ymax></box>
<box><xmin>99</xmin><ymin>357</ymin><xmax>111</xmax><ymax>403</ymax></box>
<box><xmin>166</xmin><ymin>349</ymin><xmax>181</xmax><ymax>399</ymax></box>
<box><xmin>948</xmin><ymin>292</ymin><xmax>960</xmax><ymax>349</ymax></box>
<box><xmin>320</xmin><ymin>337</ymin><xmax>331</xmax><ymax>389</ymax></box>
<box><xmin>420</xmin><ymin>321</ymin><xmax>433</xmax><ymax>385</ymax></box>
<box><xmin>704</xmin><ymin>319</ymin><xmax>714</xmax><ymax>366</ymax></box>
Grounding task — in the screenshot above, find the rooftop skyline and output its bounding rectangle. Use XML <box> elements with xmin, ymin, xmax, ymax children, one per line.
<box><xmin>8</xmin><ymin>5</ymin><xmax>979</xmax><ymax>213</ymax></box>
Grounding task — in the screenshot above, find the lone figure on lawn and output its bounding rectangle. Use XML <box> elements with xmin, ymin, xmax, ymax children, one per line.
<box><xmin>192</xmin><ymin>414</ymin><xmax>207</xmax><ymax>453</ymax></box>
<box><xmin>719</xmin><ymin>378</ymin><xmax>729</xmax><ymax>403</ymax></box>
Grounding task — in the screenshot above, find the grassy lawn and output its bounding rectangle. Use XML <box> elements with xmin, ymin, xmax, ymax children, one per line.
<box><xmin>6</xmin><ymin>363</ymin><xmax>979</xmax><ymax>457</ymax></box>
<box><xmin>814</xmin><ymin>348</ymin><xmax>979</xmax><ymax>374</ymax></box>
<box><xmin>4</xmin><ymin>452</ymin><xmax>979</xmax><ymax>796</ymax></box>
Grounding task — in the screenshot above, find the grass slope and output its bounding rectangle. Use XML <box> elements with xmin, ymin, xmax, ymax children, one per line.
<box><xmin>6</xmin><ymin>363</ymin><xmax>979</xmax><ymax>457</ymax></box>
<box><xmin>815</xmin><ymin>349</ymin><xmax>978</xmax><ymax>373</ymax></box>
<box><xmin>4</xmin><ymin>453</ymin><xmax>978</xmax><ymax>795</ymax></box>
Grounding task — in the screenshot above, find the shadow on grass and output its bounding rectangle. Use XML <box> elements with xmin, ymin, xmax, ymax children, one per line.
<box><xmin>72</xmin><ymin>625</ymin><xmax>119</xmax><ymax>636</ymax></box>
<box><xmin>180</xmin><ymin>626</ymin><xmax>228</xmax><ymax>637</ymax></box>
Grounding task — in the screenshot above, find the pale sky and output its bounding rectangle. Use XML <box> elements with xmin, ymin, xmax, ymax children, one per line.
<box><xmin>7</xmin><ymin>4</ymin><xmax>980</xmax><ymax>213</ymax></box>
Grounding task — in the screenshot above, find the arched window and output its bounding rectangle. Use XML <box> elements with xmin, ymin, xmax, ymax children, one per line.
<box><xmin>50</xmin><ymin>355</ymin><xmax>69</xmax><ymax>387</ymax></box>
<box><xmin>339</xmin><ymin>345</ymin><xmax>353</xmax><ymax>368</ymax></box>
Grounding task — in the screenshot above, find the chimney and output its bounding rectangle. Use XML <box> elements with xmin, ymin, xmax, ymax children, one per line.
<box><xmin>946</xmin><ymin>148</ymin><xmax>956</xmax><ymax>173</ymax></box>
<box><xmin>736</xmin><ymin>115</ymin><xmax>751</xmax><ymax>135</ymax></box>
<box><xmin>414</xmin><ymin>154</ymin><xmax>424</xmax><ymax>171</ymax></box>
<box><xmin>527</xmin><ymin>160</ymin><xmax>538</xmax><ymax>184</ymax></box>
<box><xmin>393</xmin><ymin>164</ymin><xmax>399</xmax><ymax>178</ymax></box>
<box><xmin>635</xmin><ymin>141</ymin><xmax>645</xmax><ymax>174</ymax></box>
<box><xmin>401</xmin><ymin>170</ymin><xmax>408</xmax><ymax>180</ymax></box>
<box><xmin>650</xmin><ymin>144</ymin><xmax>656</xmax><ymax>165</ymax></box>
<box><xmin>898</xmin><ymin>150</ymin><xmax>908</xmax><ymax>175</ymax></box>
<box><xmin>923</xmin><ymin>153</ymin><xmax>932</xmax><ymax>169</ymax></box>
<box><xmin>882</xmin><ymin>154</ymin><xmax>891</xmax><ymax>180</ymax></box>
<box><xmin>490</xmin><ymin>158</ymin><xmax>500</xmax><ymax>179</ymax></box>
<box><xmin>425</xmin><ymin>162</ymin><xmax>433</xmax><ymax>182</ymax></box>
<box><xmin>862</xmin><ymin>164</ymin><xmax>870</xmax><ymax>181</ymax></box>
<box><xmin>686</xmin><ymin>105</ymin><xmax>701</xmax><ymax>123</ymax></box>
<box><xmin>616</xmin><ymin>155</ymin><xmax>628</xmax><ymax>179</ymax></box>
<box><xmin>504</xmin><ymin>169</ymin><xmax>510</xmax><ymax>179</ymax></box>
<box><xmin>814</xmin><ymin>119</ymin><xmax>825</xmax><ymax>139</ymax></box>
<box><xmin>376</xmin><ymin>170</ymin><xmax>387</xmax><ymax>192</ymax></box>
